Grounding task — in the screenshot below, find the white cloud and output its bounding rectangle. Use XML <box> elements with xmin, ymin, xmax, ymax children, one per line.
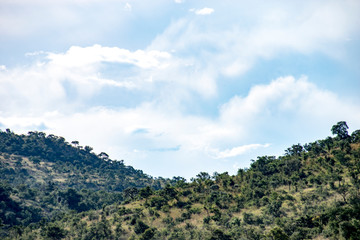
<box><xmin>124</xmin><ymin>3</ymin><xmax>132</xmax><ymax>11</ymax></box>
<box><xmin>194</xmin><ymin>8</ymin><xmax>214</xmax><ymax>15</ymax></box>
<box><xmin>209</xmin><ymin>143</ymin><xmax>270</xmax><ymax>159</ymax></box>
<box><xmin>0</xmin><ymin>0</ymin><xmax>137</xmax><ymax>40</ymax></box>
<box><xmin>219</xmin><ymin>76</ymin><xmax>360</xmax><ymax>143</ymax></box>
<box><xmin>2</xmin><ymin>75</ymin><xmax>360</xmax><ymax>178</ymax></box>
<box><xmin>1</xmin><ymin>1</ymin><xmax>360</xmax><ymax>179</ymax></box>
<box><xmin>149</xmin><ymin>1</ymin><xmax>360</xmax><ymax>79</ymax></box>
<box><xmin>0</xmin><ymin>45</ymin><xmax>172</xmax><ymax>115</ymax></box>
<box><xmin>220</xmin><ymin>76</ymin><xmax>313</xmax><ymax>123</ymax></box>
<box><xmin>47</xmin><ymin>45</ymin><xmax>171</xmax><ymax>69</ymax></box>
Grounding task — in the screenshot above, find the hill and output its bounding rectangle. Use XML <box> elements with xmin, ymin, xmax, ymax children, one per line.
<box><xmin>0</xmin><ymin>129</ymin><xmax>174</xmax><ymax>235</ymax></box>
<box><xmin>1</xmin><ymin>122</ymin><xmax>360</xmax><ymax>239</ymax></box>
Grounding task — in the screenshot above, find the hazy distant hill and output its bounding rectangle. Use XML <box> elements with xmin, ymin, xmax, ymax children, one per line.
<box><xmin>1</xmin><ymin>122</ymin><xmax>360</xmax><ymax>240</ymax></box>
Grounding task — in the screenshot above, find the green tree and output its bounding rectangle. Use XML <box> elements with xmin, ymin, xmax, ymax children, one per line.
<box><xmin>84</xmin><ymin>220</ymin><xmax>114</xmax><ymax>240</ymax></box>
<box><xmin>160</xmin><ymin>184</ymin><xmax>177</xmax><ymax>200</ymax></box>
<box><xmin>123</xmin><ymin>187</ymin><xmax>139</xmax><ymax>200</ymax></box>
<box><xmin>209</xmin><ymin>229</ymin><xmax>232</xmax><ymax>240</ymax></box>
<box><xmin>139</xmin><ymin>186</ymin><xmax>153</xmax><ymax>199</ymax></box>
<box><xmin>60</xmin><ymin>188</ymin><xmax>82</xmax><ymax>211</ymax></box>
<box><xmin>140</xmin><ymin>228</ymin><xmax>156</xmax><ymax>240</ymax></box>
<box><xmin>351</xmin><ymin>130</ymin><xmax>360</xmax><ymax>143</ymax></box>
<box><xmin>267</xmin><ymin>226</ymin><xmax>289</xmax><ymax>240</ymax></box>
<box><xmin>41</xmin><ymin>222</ymin><xmax>67</xmax><ymax>240</ymax></box>
<box><xmin>134</xmin><ymin>220</ymin><xmax>149</xmax><ymax>234</ymax></box>
<box><xmin>266</xmin><ymin>199</ymin><xmax>283</xmax><ymax>218</ymax></box>
<box><xmin>196</xmin><ymin>172</ymin><xmax>211</xmax><ymax>181</ymax></box>
<box><xmin>331</xmin><ymin>121</ymin><xmax>349</xmax><ymax>140</ymax></box>
<box><xmin>285</xmin><ymin>144</ymin><xmax>303</xmax><ymax>156</ymax></box>
<box><xmin>339</xmin><ymin>220</ymin><xmax>360</xmax><ymax>240</ymax></box>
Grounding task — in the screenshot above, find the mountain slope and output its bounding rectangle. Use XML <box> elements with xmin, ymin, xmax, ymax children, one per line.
<box><xmin>0</xmin><ymin>129</ymin><xmax>169</xmax><ymax>192</ymax></box>
<box><xmin>0</xmin><ymin>129</ymin><xmax>173</xmax><ymax>233</ymax></box>
<box><xmin>1</xmin><ymin>122</ymin><xmax>360</xmax><ymax>239</ymax></box>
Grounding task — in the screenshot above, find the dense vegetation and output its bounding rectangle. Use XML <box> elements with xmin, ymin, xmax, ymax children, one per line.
<box><xmin>0</xmin><ymin>129</ymin><xmax>174</xmax><ymax>237</ymax></box>
<box><xmin>1</xmin><ymin>121</ymin><xmax>360</xmax><ymax>239</ymax></box>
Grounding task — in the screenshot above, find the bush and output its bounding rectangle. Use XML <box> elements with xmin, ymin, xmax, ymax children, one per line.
<box><xmin>203</xmin><ymin>216</ymin><xmax>211</xmax><ymax>224</ymax></box>
<box><xmin>134</xmin><ymin>220</ymin><xmax>149</xmax><ymax>234</ymax></box>
<box><xmin>41</xmin><ymin>223</ymin><xmax>67</xmax><ymax>240</ymax></box>
<box><xmin>209</xmin><ymin>229</ymin><xmax>232</xmax><ymax>240</ymax></box>
<box><xmin>140</xmin><ymin>228</ymin><xmax>156</xmax><ymax>240</ymax></box>
<box><xmin>149</xmin><ymin>196</ymin><xmax>167</xmax><ymax>210</ymax></box>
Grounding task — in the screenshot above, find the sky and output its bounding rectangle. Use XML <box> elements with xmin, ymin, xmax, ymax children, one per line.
<box><xmin>1</xmin><ymin>0</ymin><xmax>360</xmax><ymax>179</ymax></box>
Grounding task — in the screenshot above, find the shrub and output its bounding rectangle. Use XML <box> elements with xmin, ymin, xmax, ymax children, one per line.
<box><xmin>134</xmin><ymin>220</ymin><xmax>149</xmax><ymax>234</ymax></box>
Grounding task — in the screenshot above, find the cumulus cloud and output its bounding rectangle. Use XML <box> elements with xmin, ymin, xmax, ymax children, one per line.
<box><xmin>1</xmin><ymin>74</ymin><xmax>359</xmax><ymax>178</ymax></box>
<box><xmin>0</xmin><ymin>45</ymin><xmax>172</xmax><ymax>114</ymax></box>
<box><xmin>219</xmin><ymin>76</ymin><xmax>360</xmax><ymax>143</ymax></box>
<box><xmin>1</xmin><ymin>1</ymin><xmax>360</xmax><ymax>178</ymax></box>
<box><xmin>194</xmin><ymin>8</ymin><xmax>214</xmax><ymax>15</ymax></box>
<box><xmin>47</xmin><ymin>45</ymin><xmax>171</xmax><ymax>69</ymax></box>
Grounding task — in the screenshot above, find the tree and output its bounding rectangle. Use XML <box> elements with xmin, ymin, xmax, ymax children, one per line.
<box><xmin>267</xmin><ymin>226</ymin><xmax>289</xmax><ymax>240</ymax></box>
<box><xmin>285</xmin><ymin>144</ymin><xmax>303</xmax><ymax>156</ymax></box>
<box><xmin>84</xmin><ymin>146</ymin><xmax>93</xmax><ymax>153</ymax></box>
<box><xmin>336</xmin><ymin>184</ymin><xmax>350</xmax><ymax>203</ymax></box>
<box><xmin>42</xmin><ymin>223</ymin><xmax>67</xmax><ymax>240</ymax></box>
<box><xmin>98</xmin><ymin>152</ymin><xmax>109</xmax><ymax>160</ymax></box>
<box><xmin>140</xmin><ymin>228</ymin><xmax>156</xmax><ymax>240</ymax></box>
<box><xmin>148</xmin><ymin>196</ymin><xmax>167</xmax><ymax>210</ymax></box>
<box><xmin>60</xmin><ymin>188</ymin><xmax>82</xmax><ymax>210</ymax></box>
<box><xmin>340</xmin><ymin>220</ymin><xmax>360</xmax><ymax>240</ymax></box>
<box><xmin>160</xmin><ymin>184</ymin><xmax>177</xmax><ymax>200</ymax></box>
<box><xmin>196</xmin><ymin>172</ymin><xmax>211</xmax><ymax>181</ymax></box>
<box><xmin>331</xmin><ymin>121</ymin><xmax>349</xmax><ymax>140</ymax></box>
<box><xmin>351</xmin><ymin>130</ymin><xmax>360</xmax><ymax>143</ymax></box>
<box><xmin>266</xmin><ymin>199</ymin><xmax>283</xmax><ymax>218</ymax></box>
<box><xmin>71</xmin><ymin>141</ymin><xmax>79</xmax><ymax>147</ymax></box>
<box><xmin>209</xmin><ymin>229</ymin><xmax>232</xmax><ymax>240</ymax></box>
<box><xmin>123</xmin><ymin>187</ymin><xmax>139</xmax><ymax>200</ymax></box>
<box><xmin>84</xmin><ymin>220</ymin><xmax>114</xmax><ymax>240</ymax></box>
<box><xmin>139</xmin><ymin>186</ymin><xmax>153</xmax><ymax>199</ymax></box>
<box><xmin>0</xmin><ymin>183</ymin><xmax>11</xmax><ymax>202</ymax></box>
<box><xmin>134</xmin><ymin>220</ymin><xmax>149</xmax><ymax>234</ymax></box>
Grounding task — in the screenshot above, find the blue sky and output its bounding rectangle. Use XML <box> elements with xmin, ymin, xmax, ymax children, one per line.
<box><xmin>1</xmin><ymin>0</ymin><xmax>360</xmax><ymax>179</ymax></box>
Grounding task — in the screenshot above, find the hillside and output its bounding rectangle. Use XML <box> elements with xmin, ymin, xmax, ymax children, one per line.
<box><xmin>1</xmin><ymin>122</ymin><xmax>360</xmax><ymax>239</ymax></box>
<box><xmin>0</xmin><ymin>129</ymin><xmax>174</xmax><ymax>234</ymax></box>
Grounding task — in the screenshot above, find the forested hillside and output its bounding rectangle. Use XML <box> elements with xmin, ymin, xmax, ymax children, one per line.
<box><xmin>1</xmin><ymin>122</ymin><xmax>360</xmax><ymax>239</ymax></box>
<box><xmin>0</xmin><ymin>129</ymin><xmax>174</xmax><ymax>236</ymax></box>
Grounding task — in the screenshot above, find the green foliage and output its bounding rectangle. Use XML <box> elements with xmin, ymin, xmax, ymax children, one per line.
<box><xmin>0</xmin><ymin>129</ymin><xmax>170</xmax><ymax>194</ymax></box>
<box><xmin>83</xmin><ymin>219</ymin><xmax>114</xmax><ymax>240</ymax></box>
<box><xmin>267</xmin><ymin>226</ymin><xmax>289</xmax><ymax>240</ymax></box>
<box><xmin>41</xmin><ymin>222</ymin><xmax>67</xmax><ymax>240</ymax></box>
<box><xmin>134</xmin><ymin>220</ymin><xmax>149</xmax><ymax>234</ymax></box>
<box><xmin>159</xmin><ymin>184</ymin><xmax>178</xmax><ymax>200</ymax></box>
<box><xmin>339</xmin><ymin>219</ymin><xmax>360</xmax><ymax>240</ymax></box>
<box><xmin>140</xmin><ymin>227</ymin><xmax>156</xmax><ymax>240</ymax></box>
<box><xmin>1</xmin><ymin>122</ymin><xmax>360</xmax><ymax>239</ymax></box>
<box><xmin>139</xmin><ymin>186</ymin><xmax>153</xmax><ymax>199</ymax></box>
<box><xmin>59</xmin><ymin>188</ymin><xmax>82</xmax><ymax>210</ymax></box>
<box><xmin>208</xmin><ymin>229</ymin><xmax>232</xmax><ymax>240</ymax></box>
<box><xmin>331</xmin><ymin>121</ymin><xmax>349</xmax><ymax>140</ymax></box>
<box><xmin>148</xmin><ymin>196</ymin><xmax>168</xmax><ymax>210</ymax></box>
